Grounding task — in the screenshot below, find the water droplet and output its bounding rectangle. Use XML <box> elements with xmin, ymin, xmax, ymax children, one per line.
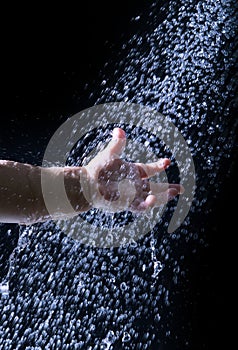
<box><xmin>120</xmin><ymin>282</ymin><xmax>128</xmax><ymax>291</ymax></box>
<box><xmin>122</xmin><ymin>331</ymin><xmax>131</xmax><ymax>343</ymax></box>
<box><xmin>0</xmin><ymin>281</ymin><xmax>9</xmax><ymax>297</ymax></box>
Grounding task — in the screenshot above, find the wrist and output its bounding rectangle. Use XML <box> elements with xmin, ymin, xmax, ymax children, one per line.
<box><xmin>64</xmin><ymin>166</ymin><xmax>92</xmax><ymax>212</ymax></box>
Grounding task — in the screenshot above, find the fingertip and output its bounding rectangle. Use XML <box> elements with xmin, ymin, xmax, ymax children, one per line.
<box><xmin>163</xmin><ymin>158</ymin><xmax>171</xmax><ymax>169</ymax></box>
<box><xmin>112</xmin><ymin>128</ymin><xmax>126</xmax><ymax>139</ymax></box>
<box><xmin>168</xmin><ymin>183</ymin><xmax>185</xmax><ymax>194</ymax></box>
<box><xmin>135</xmin><ymin>195</ymin><xmax>156</xmax><ymax>211</ymax></box>
<box><xmin>145</xmin><ymin>194</ymin><xmax>157</xmax><ymax>207</ymax></box>
<box><xmin>157</xmin><ymin>158</ymin><xmax>171</xmax><ymax>170</ymax></box>
<box><xmin>179</xmin><ymin>184</ymin><xmax>185</xmax><ymax>194</ymax></box>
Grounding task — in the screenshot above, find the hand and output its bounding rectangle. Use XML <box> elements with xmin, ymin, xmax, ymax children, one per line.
<box><xmin>80</xmin><ymin>128</ymin><xmax>184</xmax><ymax>213</ymax></box>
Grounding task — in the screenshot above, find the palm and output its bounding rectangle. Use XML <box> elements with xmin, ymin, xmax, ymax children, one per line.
<box><xmin>98</xmin><ymin>158</ymin><xmax>150</xmax><ymax>211</ymax></box>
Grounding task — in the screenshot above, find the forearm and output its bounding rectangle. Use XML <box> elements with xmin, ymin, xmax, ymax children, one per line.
<box><xmin>0</xmin><ymin>160</ymin><xmax>91</xmax><ymax>225</ymax></box>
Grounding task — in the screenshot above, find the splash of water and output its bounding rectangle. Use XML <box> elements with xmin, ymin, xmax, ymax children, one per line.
<box><xmin>1</xmin><ymin>0</ymin><xmax>237</xmax><ymax>349</ymax></box>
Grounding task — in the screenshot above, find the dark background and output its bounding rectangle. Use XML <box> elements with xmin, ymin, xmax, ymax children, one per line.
<box><xmin>0</xmin><ymin>1</ymin><xmax>150</xmax><ymax>164</ymax></box>
<box><xmin>0</xmin><ymin>1</ymin><xmax>237</xmax><ymax>349</ymax></box>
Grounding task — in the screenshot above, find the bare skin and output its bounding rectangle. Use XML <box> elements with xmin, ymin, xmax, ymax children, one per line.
<box><xmin>0</xmin><ymin>128</ymin><xmax>184</xmax><ymax>225</ymax></box>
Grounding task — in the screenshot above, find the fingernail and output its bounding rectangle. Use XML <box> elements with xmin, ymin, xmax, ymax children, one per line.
<box><xmin>163</xmin><ymin>158</ymin><xmax>171</xmax><ymax>168</ymax></box>
<box><xmin>159</xmin><ymin>158</ymin><xmax>170</xmax><ymax>168</ymax></box>
<box><xmin>179</xmin><ymin>185</ymin><xmax>185</xmax><ymax>194</ymax></box>
<box><xmin>113</xmin><ymin>128</ymin><xmax>126</xmax><ymax>138</ymax></box>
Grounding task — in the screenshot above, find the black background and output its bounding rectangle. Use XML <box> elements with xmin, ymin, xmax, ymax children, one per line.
<box><xmin>0</xmin><ymin>1</ymin><xmax>237</xmax><ymax>349</ymax></box>
<box><xmin>0</xmin><ymin>1</ymin><xmax>149</xmax><ymax>164</ymax></box>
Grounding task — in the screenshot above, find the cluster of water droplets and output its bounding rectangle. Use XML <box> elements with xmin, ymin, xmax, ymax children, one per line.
<box><xmin>1</xmin><ymin>0</ymin><xmax>238</xmax><ymax>348</ymax></box>
<box><xmin>0</xmin><ymin>223</ymin><xmax>175</xmax><ymax>349</ymax></box>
